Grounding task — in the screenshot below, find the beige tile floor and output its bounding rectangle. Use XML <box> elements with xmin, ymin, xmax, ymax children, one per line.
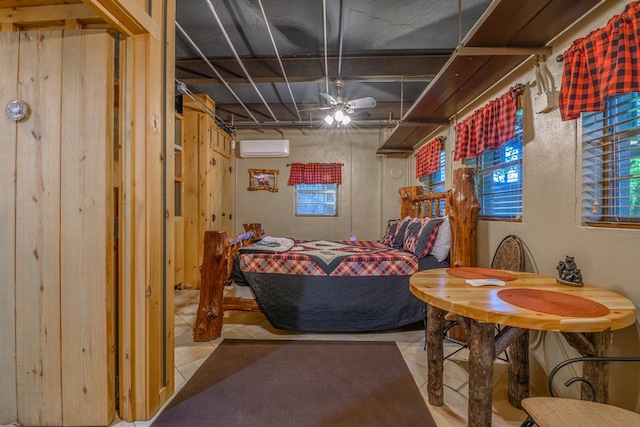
<box><xmin>112</xmin><ymin>287</ymin><xmax>536</xmax><ymax>426</ymax></box>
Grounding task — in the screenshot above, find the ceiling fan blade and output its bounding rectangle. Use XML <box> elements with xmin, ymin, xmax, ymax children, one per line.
<box><xmin>299</xmin><ymin>106</ymin><xmax>334</xmax><ymax>112</ymax></box>
<box><xmin>319</xmin><ymin>92</ymin><xmax>337</xmax><ymax>105</ymax></box>
<box><xmin>347</xmin><ymin>96</ymin><xmax>377</xmax><ymax>109</ymax></box>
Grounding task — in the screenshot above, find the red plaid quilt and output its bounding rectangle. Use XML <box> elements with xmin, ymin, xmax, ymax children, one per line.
<box><xmin>239</xmin><ymin>239</ymin><xmax>418</xmax><ymax>276</ymax></box>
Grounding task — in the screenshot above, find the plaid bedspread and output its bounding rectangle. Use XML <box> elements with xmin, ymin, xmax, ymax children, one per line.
<box><xmin>239</xmin><ymin>239</ymin><xmax>418</xmax><ymax>276</ymax></box>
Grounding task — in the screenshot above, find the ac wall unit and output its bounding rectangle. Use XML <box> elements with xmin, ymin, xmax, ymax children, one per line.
<box><xmin>239</xmin><ymin>139</ymin><xmax>290</xmax><ymax>158</ymax></box>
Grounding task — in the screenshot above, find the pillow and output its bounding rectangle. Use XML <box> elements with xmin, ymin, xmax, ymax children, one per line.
<box><xmin>401</xmin><ymin>217</ymin><xmax>444</xmax><ymax>258</ymax></box>
<box><xmin>380</xmin><ymin>220</ymin><xmax>400</xmax><ymax>247</ymax></box>
<box><xmin>430</xmin><ymin>216</ymin><xmax>452</xmax><ymax>262</ymax></box>
<box><xmin>388</xmin><ymin>216</ymin><xmax>412</xmax><ymax>249</ymax></box>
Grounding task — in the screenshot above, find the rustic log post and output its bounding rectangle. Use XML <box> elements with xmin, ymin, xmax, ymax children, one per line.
<box><xmin>561</xmin><ymin>330</ymin><xmax>612</xmax><ymax>402</ymax></box>
<box><xmin>399</xmin><ymin>186</ymin><xmax>422</xmax><ymax>218</ymax></box>
<box><xmin>507</xmin><ymin>330</ymin><xmax>529</xmax><ymax>408</ymax></box>
<box><xmin>193</xmin><ymin>230</ymin><xmax>227</xmax><ymax>341</ymax></box>
<box><xmin>448</xmin><ymin>167</ymin><xmax>480</xmax><ymax>267</ymax></box>
<box><xmin>581</xmin><ymin>331</ymin><xmax>612</xmax><ymax>403</ymax></box>
<box><xmin>244</xmin><ymin>222</ymin><xmax>265</xmax><ymax>239</ymax></box>
<box><xmin>468</xmin><ymin>319</ymin><xmax>495</xmax><ymax>427</ymax></box>
<box><xmin>427</xmin><ymin>305</ymin><xmax>446</xmax><ymax>406</ymax></box>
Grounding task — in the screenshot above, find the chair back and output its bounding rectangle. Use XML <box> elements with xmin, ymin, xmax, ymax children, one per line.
<box><xmin>491</xmin><ymin>235</ymin><xmax>525</xmax><ymax>271</ymax></box>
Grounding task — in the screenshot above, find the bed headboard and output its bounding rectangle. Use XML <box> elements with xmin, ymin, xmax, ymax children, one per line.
<box><xmin>399</xmin><ymin>167</ymin><xmax>479</xmax><ymax>268</ymax></box>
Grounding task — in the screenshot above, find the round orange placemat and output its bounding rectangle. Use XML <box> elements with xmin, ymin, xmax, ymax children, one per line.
<box><xmin>497</xmin><ymin>288</ymin><xmax>610</xmax><ymax>317</ymax></box>
<box><xmin>446</xmin><ymin>267</ymin><xmax>518</xmax><ymax>281</ymax></box>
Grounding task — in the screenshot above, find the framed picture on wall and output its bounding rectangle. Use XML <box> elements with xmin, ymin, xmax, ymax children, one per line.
<box><xmin>248</xmin><ymin>168</ymin><xmax>279</xmax><ymax>192</ymax></box>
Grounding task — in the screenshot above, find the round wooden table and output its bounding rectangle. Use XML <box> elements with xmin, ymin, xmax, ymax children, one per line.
<box><xmin>410</xmin><ymin>268</ymin><xmax>636</xmax><ymax>426</ymax></box>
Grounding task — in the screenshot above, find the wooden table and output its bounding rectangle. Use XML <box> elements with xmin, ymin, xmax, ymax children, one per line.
<box><xmin>409</xmin><ymin>268</ymin><xmax>637</xmax><ymax>427</ymax></box>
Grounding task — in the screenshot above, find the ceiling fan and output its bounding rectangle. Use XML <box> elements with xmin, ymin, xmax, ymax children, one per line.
<box><xmin>304</xmin><ymin>80</ymin><xmax>377</xmax><ymax>125</ymax></box>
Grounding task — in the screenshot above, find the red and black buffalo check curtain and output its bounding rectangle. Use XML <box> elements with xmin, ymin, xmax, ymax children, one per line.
<box><xmin>415</xmin><ymin>136</ymin><xmax>444</xmax><ymax>179</ymax></box>
<box><xmin>287</xmin><ymin>162</ymin><xmax>343</xmax><ymax>185</ymax></box>
<box><xmin>559</xmin><ymin>1</ymin><xmax>640</xmax><ymax>121</ymax></box>
<box><xmin>453</xmin><ymin>86</ymin><xmax>519</xmax><ymax>161</ymax></box>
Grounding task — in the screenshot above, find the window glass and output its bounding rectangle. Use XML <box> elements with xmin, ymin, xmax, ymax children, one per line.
<box><xmin>294</xmin><ymin>183</ymin><xmax>338</xmax><ymax>216</ymax></box>
<box><xmin>464</xmin><ymin>109</ymin><xmax>523</xmax><ymax>220</ymax></box>
<box><xmin>582</xmin><ymin>92</ymin><xmax>640</xmax><ymax>225</ymax></box>
<box><xmin>421</xmin><ymin>149</ymin><xmax>446</xmax><ymax>193</ymax></box>
<box><xmin>420</xmin><ymin>148</ymin><xmax>447</xmax><ymax>217</ymax></box>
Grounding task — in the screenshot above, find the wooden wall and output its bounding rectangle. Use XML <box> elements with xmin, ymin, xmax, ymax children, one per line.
<box><xmin>0</xmin><ymin>1</ymin><xmax>177</xmax><ymax>424</ymax></box>
<box><xmin>0</xmin><ymin>30</ymin><xmax>115</xmax><ymax>426</ymax></box>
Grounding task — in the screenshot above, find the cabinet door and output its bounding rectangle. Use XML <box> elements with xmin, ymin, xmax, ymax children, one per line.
<box><xmin>210</xmin><ymin>150</ymin><xmax>225</xmax><ymax>232</ymax></box>
<box><xmin>221</xmin><ymin>155</ymin><xmax>233</xmax><ymax>235</ymax></box>
<box><xmin>174</xmin><ymin>113</ymin><xmax>184</xmax><ymax>287</ymax></box>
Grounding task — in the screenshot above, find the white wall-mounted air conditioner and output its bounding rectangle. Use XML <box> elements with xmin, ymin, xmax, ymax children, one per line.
<box><xmin>239</xmin><ymin>139</ymin><xmax>290</xmax><ymax>158</ymax></box>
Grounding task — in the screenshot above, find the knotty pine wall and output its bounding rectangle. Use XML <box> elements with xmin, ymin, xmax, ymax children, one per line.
<box><xmin>0</xmin><ymin>30</ymin><xmax>115</xmax><ymax>426</ymax></box>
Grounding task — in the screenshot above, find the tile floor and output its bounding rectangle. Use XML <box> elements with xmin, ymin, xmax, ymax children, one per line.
<box><xmin>111</xmin><ymin>287</ymin><xmax>537</xmax><ymax>426</ymax></box>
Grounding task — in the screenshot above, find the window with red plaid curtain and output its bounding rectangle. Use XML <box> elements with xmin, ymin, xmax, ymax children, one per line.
<box><xmin>287</xmin><ymin>162</ymin><xmax>343</xmax><ymax>185</ymax></box>
<box><xmin>559</xmin><ymin>1</ymin><xmax>640</xmax><ymax>121</ymax></box>
<box><xmin>416</xmin><ymin>137</ymin><xmax>444</xmax><ymax>179</ymax></box>
<box><xmin>454</xmin><ymin>86</ymin><xmax>519</xmax><ymax>161</ymax></box>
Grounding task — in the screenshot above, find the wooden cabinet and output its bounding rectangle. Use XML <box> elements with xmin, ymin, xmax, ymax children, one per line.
<box><xmin>181</xmin><ymin>94</ymin><xmax>234</xmax><ymax>288</ymax></box>
<box><xmin>174</xmin><ymin>113</ymin><xmax>185</xmax><ymax>287</ymax></box>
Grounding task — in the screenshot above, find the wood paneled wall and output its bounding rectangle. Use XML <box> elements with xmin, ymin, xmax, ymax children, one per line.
<box><xmin>0</xmin><ymin>30</ymin><xmax>115</xmax><ymax>426</ymax></box>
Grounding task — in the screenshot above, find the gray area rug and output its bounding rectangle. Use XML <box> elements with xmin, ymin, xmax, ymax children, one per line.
<box><xmin>152</xmin><ymin>339</ymin><xmax>436</xmax><ymax>426</ymax></box>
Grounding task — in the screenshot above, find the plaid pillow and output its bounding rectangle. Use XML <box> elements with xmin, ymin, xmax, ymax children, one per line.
<box><xmin>401</xmin><ymin>217</ymin><xmax>444</xmax><ymax>258</ymax></box>
<box><xmin>380</xmin><ymin>221</ymin><xmax>399</xmax><ymax>246</ymax></box>
<box><xmin>391</xmin><ymin>217</ymin><xmax>413</xmax><ymax>249</ymax></box>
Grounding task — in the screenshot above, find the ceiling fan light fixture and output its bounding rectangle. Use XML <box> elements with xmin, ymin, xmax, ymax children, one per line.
<box><xmin>324</xmin><ymin>114</ymin><xmax>334</xmax><ymax>125</ymax></box>
<box><xmin>334</xmin><ymin>109</ymin><xmax>345</xmax><ymax>122</ymax></box>
<box><xmin>341</xmin><ymin>115</ymin><xmax>351</xmax><ymax>125</ymax></box>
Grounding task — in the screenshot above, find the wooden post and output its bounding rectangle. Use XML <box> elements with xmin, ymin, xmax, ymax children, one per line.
<box><xmin>244</xmin><ymin>222</ymin><xmax>265</xmax><ymax>239</ymax></box>
<box><xmin>582</xmin><ymin>331</ymin><xmax>613</xmax><ymax>403</ymax></box>
<box><xmin>193</xmin><ymin>231</ymin><xmax>227</xmax><ymax>341</ymax></box>
<box><xmin>426</xmin><ymin>305</ymin><xmax>446</xmax><ymax>406</ymax></box>
<box><xmin>468</xmin><ymin>320</ymin><xmax>495</xmax><ymax>427</ymax></box>
<box><xmin>399</xmin><ymin>186</ymin><xmax>422</xmax><ymax>218</ymax></box>
<box><xmin>448</xmin><ymin>167</ymin><xmax>480</xmax><ymax>267</ymax></box>
<box><xmin>561</xmin><ymin>330</ymin><xmax>613</xmax><ymax>403</ymax></box>
<box><xmin>507</xmin><ymin>330</ymin><xmax>529</xmax><ymax>408</ymax></box>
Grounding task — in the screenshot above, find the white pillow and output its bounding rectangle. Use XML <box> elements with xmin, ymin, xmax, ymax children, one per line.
<box><xmin>430</xmin><ymin>216</ymin><xmax>451</xmax><ymax>262</ymax></box>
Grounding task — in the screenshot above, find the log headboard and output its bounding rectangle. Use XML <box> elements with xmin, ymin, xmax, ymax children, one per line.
<box><xmin>399</xmin><ymin>167</ymin><xmax>479</xmax><ymax>268</ymax></box>
<box><xmin>193</xmin><ymin>167</ymin><xmax>479</xmax><ymax>342</ymax></box>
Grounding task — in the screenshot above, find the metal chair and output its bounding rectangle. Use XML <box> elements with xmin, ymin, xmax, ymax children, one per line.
<box><xmin>520</xmin><ymin>356</ymin><xmax>640</xmax><ymax>427</ymax></box>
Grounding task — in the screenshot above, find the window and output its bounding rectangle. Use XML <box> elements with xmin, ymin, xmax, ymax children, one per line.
<box><xmin>294</xmin><ymin>183</ymin><xmax>338</xmax><ymax>216</ymax></box>
<box><xmin>421</xmin><ymin>149</ymin><xmax>446</xmax><ymax>193</ymax></box>
<box><xmin>582</xmin><ymin>92</ymin><xmax>640</xmax><ymax>226</ymax></box>
<box><xmin>420</xmin><ymin>148</ymin><xmax>447</xmax><ymax>217</ymax></box>
<box><xmin>464</xmin><ymin>108</ymin><xmax>523</xmax><ymax>220</ymax></box>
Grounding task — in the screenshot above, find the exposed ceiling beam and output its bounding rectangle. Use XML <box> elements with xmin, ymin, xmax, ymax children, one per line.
<box><xmin>214</xmin><ymin>101</ymin><xmax>411</xmax><ymax>122</ymax></box>
<box><xmin>456</xmin><ymin>46</ymin><xmax>553</xmax><ymax>56</ymax></box>
<box><xmin>81</xmin><ymin>0</ymin><xmax>159</xmax><ymax>38</ymax></box>
<box><xmin>0</xmin><ymin>4</ymin><xmax>100</xmax><ymax>24</ymax></box>
<box><xmin>176</xmin><ymin>54</ymin><xmax>451</xmax><ymax>84</ymax></box>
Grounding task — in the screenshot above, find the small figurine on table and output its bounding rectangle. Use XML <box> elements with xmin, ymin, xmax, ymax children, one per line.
<box><xmin>556</xmin><ymin>255</ymin><xmax>583</xmax><ymax>287</ymax></box>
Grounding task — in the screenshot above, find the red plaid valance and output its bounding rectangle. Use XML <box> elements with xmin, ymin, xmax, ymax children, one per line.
<box><xmin>287</xmin><ymin>162</ymin><xmax>342</xmax><ymax>185</ymax></box>
<box><xmin>454</xmin><ymin>87</ymin><xmax>518</xmax><ymax>161</ymax></box>
<box><xmin>415</xmin><ymin>137</ymin><xmax>443</xmax><ymax>179</ymax></box>
<box><xmin>559</xmin><ymin>1</ymin><xmax>640</xmax><ymax>121</ymax></box>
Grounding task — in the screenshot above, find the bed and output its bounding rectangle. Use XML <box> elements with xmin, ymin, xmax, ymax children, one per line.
<box><xmin>193</xmin><ymin>167</ymin><xmax>479</xmax><ymax>341</ymax></box>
